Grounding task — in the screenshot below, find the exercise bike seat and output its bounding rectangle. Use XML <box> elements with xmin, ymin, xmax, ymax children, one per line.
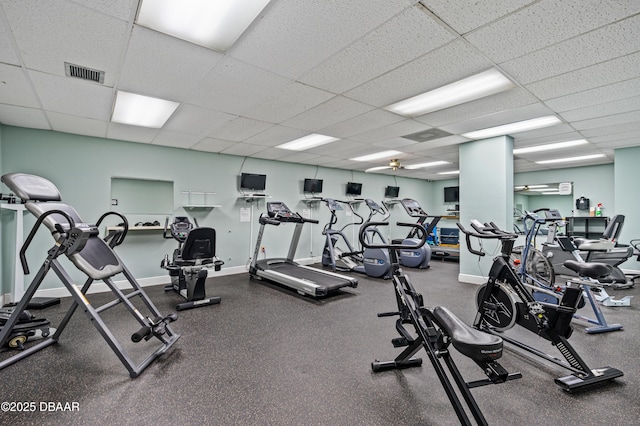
<box><xmin>432</xmin><ymin>306</ymin><xmax>503</xmax><ymax>363</ymax></box>
<box><xmin>563</xmin><ymin>259</ymin><xmax>612</xmax><ymax>279</ymax></box>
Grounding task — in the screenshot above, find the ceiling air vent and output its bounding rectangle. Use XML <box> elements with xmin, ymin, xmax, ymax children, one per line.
<box><xmin>64</xmin><ymin>62</ymin><xmax>105</xmax><ymax>84</ymax></box>
<box><xmin>402</xmin><ymin>128</ymin><xmax>452</xmax><ymax>143</ymax></box>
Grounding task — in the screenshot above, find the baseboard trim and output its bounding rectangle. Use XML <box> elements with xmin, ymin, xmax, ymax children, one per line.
<box><xmin>458</xmin><ymin>273</ymin><xmax>486</xmax><ymax>285</ymax></box>
<box><xmin>5</xmin><ymin>258</ymin><xmax>323</xmax><ymax>302</ymax></box>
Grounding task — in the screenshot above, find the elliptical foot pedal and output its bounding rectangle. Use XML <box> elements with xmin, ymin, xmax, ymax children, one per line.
<box><xmin>555</xmin><ymin>366</ymin><xmax>623</xmax><ymax>392</ymax></box>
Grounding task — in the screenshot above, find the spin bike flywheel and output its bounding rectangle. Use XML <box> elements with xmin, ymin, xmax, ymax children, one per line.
<box><xmin>475</xmin><ymin>282</ymin><xmax>520</xmax><ymax>332</ymax></box>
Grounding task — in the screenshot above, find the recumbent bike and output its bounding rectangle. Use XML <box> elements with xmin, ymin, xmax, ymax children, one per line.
<box><xmin>161</xmin><ymin>216</ymin><xmax>224</xmax><ymax>311</ymax></box>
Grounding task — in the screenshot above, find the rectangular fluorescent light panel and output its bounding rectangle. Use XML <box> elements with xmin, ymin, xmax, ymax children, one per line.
<box><xmin>136</xmin><ymin>0</ymin><xmax>271</xmax><ymax>52</ymax></box>
<box><xmin>385</xmin><ymin>69</ymin><xmax>514</xmax><ymax>117</ymax></box>
<box><xmin>350</xmin><ymin>150</ymin><xmax>402</xmax><ymax>162</ymax></box>
<box><xmin>438</xmin><ymin>170</ymin><xmax>460</xmax><ymax>175</ymax></box>
<box><xmin>513</xmin><ymin>139</ymin><xmax>587</xmax><ymax>154</ymax></box>
<box><xmin>535</xmin><ymin>154</ymin><xmax>605</xmax><ymax>164</ymax></box>
<box><xmin>461</xmin><ymin>116</ymin><xmax>562</xmax><ymax>140</ymax></box>
<box><xmin>111</xmin><ymin>90</ymin><xmax>179</xmax><ymax>128</ymax></box>
<box><xmin>404</xmin><ymin>160</ymin><xmax>449</xmax><ymax>170</ymax></box>
<box><xmin>276</xmin><ymin>134</ymin><xmax>339</xmax><ymax>151</ymax></box>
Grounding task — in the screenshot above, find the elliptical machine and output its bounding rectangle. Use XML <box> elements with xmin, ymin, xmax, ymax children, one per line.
<box><xmin>391</xmin><ymin>198</ymin><xmax>434</xmax><ymax>268</ymax></box>
<box><xmin>161</xmin><ymin>216</ymin><xmax>224</xmax><ymax>311</ymax></box>
<box><xmin>322</xmin><ymin>198</ymin><xmax>391</xmax><ymax>279</ymax></box>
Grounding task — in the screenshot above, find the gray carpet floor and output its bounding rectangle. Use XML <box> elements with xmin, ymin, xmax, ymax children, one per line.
<box><xmin>1</xmin><ymin>260</ymin><xmax>639</xmax><ymax>425</ymax></box>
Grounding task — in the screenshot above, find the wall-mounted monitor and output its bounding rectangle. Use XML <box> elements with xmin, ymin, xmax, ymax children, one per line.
<box><xmin>346</xmin><ymin>182</ymin><xmax>362</xmax><ymax>196</ymax></box>
<box><xmin>240</xmin><ymin>173</ymin><xmax>267</xmax><ymax>191</ymax></box>
<box><xmin>444</xmin><ymin>186</ymin><xmax>459</xmax><ymax>203</ymax></box>
<box><xmin>384</xmin><ymin>185</ymin><xmax>400</xmax><ymax>198</ymax></box>
<box><xmin>303</xmin><ymin>178</ymin><xmax>323</xmax><ymax>193</ymax></box>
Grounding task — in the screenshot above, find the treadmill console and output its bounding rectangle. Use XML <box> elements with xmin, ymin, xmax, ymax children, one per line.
<box><xmin>400</xmin><ymin>198</ymin><xmax>427</xmax><ymax>217</ymax></box>
<box><xmin>267</xmin><ymin>202</ymin><xmax>300</xmax><ymax>222</ymax></box>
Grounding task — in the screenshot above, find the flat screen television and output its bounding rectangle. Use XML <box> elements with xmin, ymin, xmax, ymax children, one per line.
<box><xmin>303</xmin><ymin>178</ymin><xmax>323</xmax><ymax>193</ymax></box>
<box><xmin>346</xmin><ymin>182</ymin><xmax>362</xmax><ymax>196</ymax></box>
<box><xmin>240</xmin><ymin>173</ymin><xmax>266</xmax><ymax>191</ymax></box>
<box><xmin>384</xmin><ymin>185</ymin><xmax>400</xmax><ymax>198</ymax></box>
<box><xmin>444</xmin><ymin>186</ymin><xmax>459</xmax><ymax>203</ymax></box>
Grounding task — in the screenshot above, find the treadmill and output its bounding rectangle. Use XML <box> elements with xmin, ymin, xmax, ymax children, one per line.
<box><xmin>400</xmin><ymin>198</ymin><xmax>460</xmax><ymax>261</ymax></box>
<box><xmin>249</xmin><ymin>201</ymin><xmax>358</xmax><ymax>297</ymax></box>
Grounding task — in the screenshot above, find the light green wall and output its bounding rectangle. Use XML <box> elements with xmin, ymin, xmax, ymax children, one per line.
<box><xmin>515</xmin><ymin>164</ymin><xmax>614</xmax><ymax>217</ymax></box>
<box><xmin>0</xmin><ymin>125</ymin><xmax>433</xmax><ymax>294</ymax></box>
<box><xmin>615</xmin><ymin>146</ymin><xmax>640</xmax><ymax>270</ymax></box>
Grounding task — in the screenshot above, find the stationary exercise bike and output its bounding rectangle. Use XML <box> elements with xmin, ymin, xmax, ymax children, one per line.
<box><xmin>364</xmin><ymin>220</ymin><xmax>520</xmax><ymax>426</ymax></box>
<box><xmin>513</xmin><ymin>209</ymin><xmax>626</xmax><ymax>332</ymax></box>
<box><xmin>321</xmin><ymin>198</ymin><xmax>391</xmax><ymax>279</ymax></box>
<box><xmin>457</xmin><ymin>220</ymin><xmax>623</xmax><ymax>391</ymax></box>
<box><xmin>161</xmin><ymin>216</ymin><xmax>224</xmax><ymax>311</ymax></box>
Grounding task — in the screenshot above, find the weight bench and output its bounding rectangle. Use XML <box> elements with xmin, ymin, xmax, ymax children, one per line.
<box><xmin>0</xmin><ymin>173</ymin><xmax>179</xmax><ymax>378</ymax></box>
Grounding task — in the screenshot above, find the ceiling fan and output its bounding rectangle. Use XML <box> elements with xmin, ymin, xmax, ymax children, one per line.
<box><xmin>388</xmin><ymin>159</ymin><xmax>402</xmax><ymax>171</ymax></box>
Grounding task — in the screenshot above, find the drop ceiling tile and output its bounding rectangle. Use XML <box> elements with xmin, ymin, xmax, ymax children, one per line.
<box><xmin>594</xmin><ymin>139</ymin><xmax>640</xmax><ymax>149</ymax></box>
<box><xmin>439</xmin><ymin>103</ymin><xmax>555</xmax><ymax>134</ymax></box>
<box><xmin>513</xmin><ymin>131</ymin><xmax>584</xmax><ymax>148</ymax></box>
<box><xmin>47</xmin><ymin>112</ymin><xmax>107</xmax><ymax>138</ymax></box>
<box><xmin>191</xmin><ymin>138</ymin><xmax>236</xmax><ymax>153</ymax></box>
<box><xmin>294</xmin><ymin>155</ymin><xmax>340</xmax><ymax>166</ymax></box>
<box><xmin>581</xmin><ymin>121</ymin><xmax>640</xmax><ymax>138</ymax></box>
<box><xmin>465</xmin><ymin>0</ymin><xmax>640</xmax><ymax>63</ymax></box>
<box><xmin>242</xmin><ymin>82</ymin><xmax>334</xmax><ymax>123</ymax></box>
<box><xmin>230</xmin><ymin>0</ymin><xmax>411</xmax><ymax>79</ymax></box>
<box><xmin>589</xmin><ymin>130</ymin><xmax>640</xmax><ymax>144</ymax></box>
<box><xmin>1</xmin><ymin>0</ymin><xmax>128</xmax><ymax>85</ymax></box>
<box><xmin>274</xmin><ymin>152</ymin><xmax>322</xmax><ymax>164</ymax></box>
<box><xmin>299</xmin><ymin>6</ymin><xmax>455</xmax><ymax>94</ymax></box>
<box><xmin>0</xmin><ymin>104</ymin><xmax>49</xmax><ymax>129</ymax></box>
<box><xmin>344</xmin><ymin>40</ymin><xmax>492</xmax><ymax>107</ymax></box>
<box><xmin>559</xmin><ymin>96</ymin><xmax>640</xmax><ymax>122</ymax></box>
<box><xmin>420</xmin><ymin>0</ymin><xmax>534</xmax><ymax>34</ymax></box>
<box><xmin>209</xmin><ymin>117</ymin><xmax>273</xmax><ymax>142</ymax></box>
<box><xmin>165</xmin><ymin>104</ymin><xmax>235</xmax><ymax>137</ymax></box>
<box><xmin>28</xmin><ymin>70</ymin><xmax>113</xmax><ymax>121</ymax></box>
<box><xmin>72</xmin><ymin>0</ymin><xmax>137</xmax><ymax>21</ymax></box>
<box><xmin>119</xmin><ymin>26</ymin><xmax>224</xmax><ymax>102</ymax></box>
<box><xmin>350</xmin><ymin>119</ymin><xmax>429</xmax><ymax>143</ymax></box>
<box><xmin>545</xmin><ymin>77</ymin><xmax>640</xmax><ymax>112</ymax></box>
<box><xmin>321</xmin><ymin>158</ymin><xmax>361</xmax><ymax>169</ymax></box>
<box><xmin>401</xmin><ymin>135</ymin><xmax>468</xmax><ymax>153</ymax></box>
<box><xmin>320</xmin><ymin>109</ymin><xmax>406</xmax><ymax>139</ymax></box>
<box><xmin>220</xmin><ymin>142</ymin><xmax>267</xmax><ymax>157</ymax></box>
<box><xmin>0</xmin><ymin>13</ymin><xmax>20</xmax><ymax>65</ymax></box>
<box><xmin>306</xmin><ymin>140</ymin><xmax>369</xmax><ymax>157</ymax></box>
<box><xmin>525</xmin><ymin>51</ymin><xmax>640</xmax><ymax>100</ymax></box>
<box><xmin>250</xmin><ymin>149</ymin><xmax>294</xmax><ymax>161</ymax></box>
<box><xmin>188</xmin><ymin>57</ymin><xmax>290</xmax><ymax>115</ymax></box>
<box><xmin>243</xmin><ymin>125</ymin><xmax>307</xmax><ymax>147</ymax></box>
<box><xmin>414</xmin><ymin>88</ymin><xmax>538</xmax><ymax>127</ymax></box>
<box><xmin>572</xmin><ymin>111</ymin><xmax>640</xmax><ymax>131</ymax></box>
<box><xmin>152</xmin><ymin>131</ymin><xmax>203</xmax><ymax>149</ymax></box>
<box><xmin>107</xmin><ymin>122</ymin><xmax>159</xmax><ymax>143</ymax></box>
<box><xmin>282</xmin><ymin>96</ymin><xmax>374</xmax><ymax>132</ymax></box>
<box><xmin>0</xmin><ymin>63</ymin><xmax>40</xmax><ymax>108</ymax></box>
<box><xmin>500</xmin><ymin>15</ymin><xmax>640</xmax><ymax>85</ymax></box>
<box><xmin>511</xmin><ymin>125</ymin><xmax>577</xmax><ymax>143</ymax></box>
<box><xmin>371</xmin><ymin>137</ymin><xmax>420</xmax><ymax>149</ymax></box>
